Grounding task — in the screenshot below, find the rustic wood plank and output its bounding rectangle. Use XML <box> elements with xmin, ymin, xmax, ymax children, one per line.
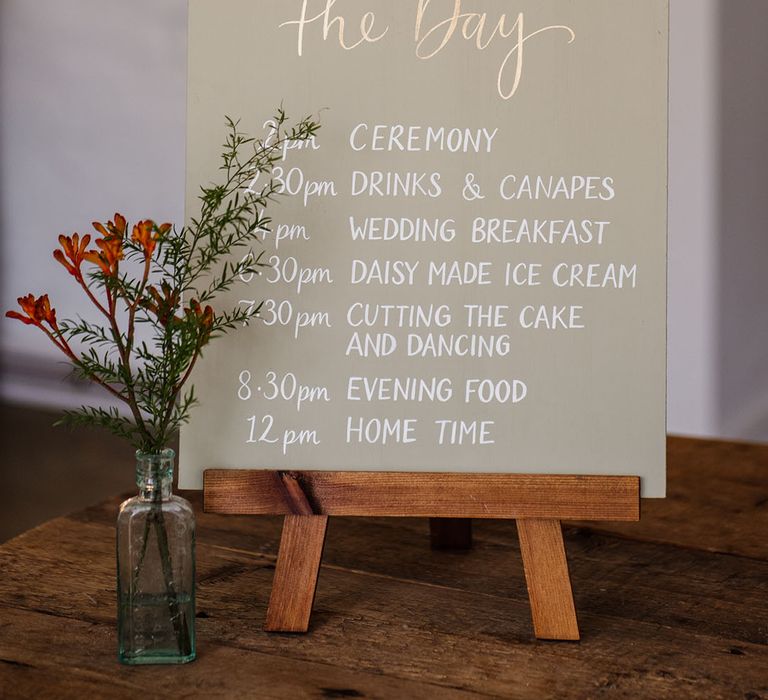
<box><xmin>430</xmin><ymin>518</ymin><xmax>473</xmax><ymax>550</ymax></box>
<box><xmin>517</xmin><ymin>519</ymin><xmax>579</xmax><ymax>641</ymax></box>
<box><xmin>3</xmin><ymin>515</ymin><xmax>767</xmax><ymax>699</ymax></box>
<box><xmin>59</xmin><ymin>492</ymin><xmax>768</xmax><ymax>647</ymax></box>
<box><xmin>204</xmin><ymin>471</ymin><xmax>640</xmax><ymax>520</ymax></box>
<box><xmin>265</xmin><ymin>514</ymin><xmax>328</xmax><ymax>632</ymax></box>
<box><xmin>11</xmin><ymin>511</ymin><xmax>768</xmax><ymax>649</ymax></box>
<box><xmin>59</xmin><ymin>495</ymin><xmax>768</xmax><ymax>649</ymax></box>
<box><xmin>0</xmin><ymin>607</ymin><xmax>479</xmax><ymax>700</ymax></box>
<box><xmin>570</xmin><ymin>436</ymin><xmax>768</xmax><ymax>559</ymax></box>
<box><xmin>195</xmin><ymin>554</ymin><xmax>768</xmax><ymax>699</ymax></box>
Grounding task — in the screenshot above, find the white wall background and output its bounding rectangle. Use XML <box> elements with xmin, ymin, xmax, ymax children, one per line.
<box><xmin>1</xmin><ymin>0</ymin><xmax>767</xmax><ymax>441</ymax></box>
<box><xmin>0</xmin><ymin>0</ymin><xmax>187</xmax><ymax>408</ymax></box>
<box><xmin>667</xmin><ymin>0</ymin><xmax>719</xmax><ymax>437</ymax></box>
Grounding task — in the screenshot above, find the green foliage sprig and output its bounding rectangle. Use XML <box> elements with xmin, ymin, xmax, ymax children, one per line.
<box><xmin>6</xmin><ymin>110</ymin><xmax>320</xmax><ymax>452</ymax></box>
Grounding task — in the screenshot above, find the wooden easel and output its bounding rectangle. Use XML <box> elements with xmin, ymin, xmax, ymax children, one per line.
<box><xmin>203</xmin><ymin>470</ymin><xmax>639</xmax><ymax>640</ymax></box>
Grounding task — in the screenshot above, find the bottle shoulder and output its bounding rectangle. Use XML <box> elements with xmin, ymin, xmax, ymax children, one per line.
<box><xmin>118</xmin><ymin>495</ymin><xmax>196</xmax><ymax>520</ymax></box>
<box><xmin>169</xmin><ymin>495</ymin><xmax>196</xmax><ymax>517</ymax></box>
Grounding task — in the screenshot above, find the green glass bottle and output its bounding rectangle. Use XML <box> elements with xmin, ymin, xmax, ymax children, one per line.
<box><xmin>117</xmin><ymin>449</ymin><xmax>195</xmax><ymax>664</ymax></box>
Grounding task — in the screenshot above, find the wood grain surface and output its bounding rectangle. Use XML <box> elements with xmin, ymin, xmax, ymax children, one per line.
<box><xmin>204</xmin><ymin>471</ymin><xmax>640</xmax><ymax>520</ymax></box>
<box><xmin>0</xmin><ymin>433</ymin><xmax>767</xmax><ymax>698</ymax></box>
<box><xmin>517</xmin><ymin>519</ymin><xmax>579</xmax><ymax>641</ymax></box>
<box><xmin>265</xmin><ymin>515</ymin><xmax>328</xmax><ymax>633</ymax></box>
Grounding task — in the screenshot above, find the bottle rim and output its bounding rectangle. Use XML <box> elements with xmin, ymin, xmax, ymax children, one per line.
<box><xmin>135</xmin><ymin>448</ymin><xmax>176</xmax><ymax>461</ymax></box>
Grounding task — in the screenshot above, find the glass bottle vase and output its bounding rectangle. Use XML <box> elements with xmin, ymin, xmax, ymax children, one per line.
<box><xmin>117</xmin><ymin>449</ymin><xmax>196</xmax><ymax>664</ymax></box>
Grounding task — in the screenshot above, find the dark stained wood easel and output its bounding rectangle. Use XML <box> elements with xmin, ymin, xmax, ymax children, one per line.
<box><xmin>203</xmin><ymin>471</ymin><xmax>640</xmax><ymax>640</ymax></box>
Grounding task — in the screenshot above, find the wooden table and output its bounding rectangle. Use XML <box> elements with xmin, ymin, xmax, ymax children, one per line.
<box><xmin>0</xmin><ymin>437</ymin><xmax>767</xmax><ymax>699</ymax></box>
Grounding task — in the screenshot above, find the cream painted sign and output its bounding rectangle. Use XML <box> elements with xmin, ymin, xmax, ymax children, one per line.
<box><xmin>181</xmin><ymin>0</ymin><xmax>668</xmax><ymax>496</ymax></box>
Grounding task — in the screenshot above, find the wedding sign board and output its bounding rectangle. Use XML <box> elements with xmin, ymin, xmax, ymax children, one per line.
<box><xmin>181</xmin><ymin>0</ymin><xmax>668</xmax><ymax>498</ymax></box>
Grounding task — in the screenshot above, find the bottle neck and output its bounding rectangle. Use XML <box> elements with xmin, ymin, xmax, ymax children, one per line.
<box><xmin>136</xmin><ymin>449</ymin><xmax>175</xmax><ymax>502</ymax></box>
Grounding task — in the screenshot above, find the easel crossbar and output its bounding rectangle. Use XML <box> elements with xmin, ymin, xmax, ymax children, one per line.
<box><xmin>203</xmin><ymin>470</ymin><xmax>640</xmax><ymax>521</ymax></box>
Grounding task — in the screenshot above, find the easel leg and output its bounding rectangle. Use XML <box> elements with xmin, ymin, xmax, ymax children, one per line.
<box><xmin>429</xmin><ymin>518</ymin><xmax>473</xmax><ymax>550</ymax></box>
<box><xmin>517</xmin><ymin>519</ymin><xmax>579</xmax><ymax>641</ymax></box>
<box><xmin>265</xmin><ymin>514</ymin><xmax>328</xmax><ymax>633</ymax></box>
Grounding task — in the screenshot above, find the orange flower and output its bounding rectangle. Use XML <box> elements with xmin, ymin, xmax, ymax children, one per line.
<box><xmin>92</xmin><ymin>213</ymin><xmax>127</xmax><ymax>238</ymax></box>
<box><xmin>131</xmin><ymin>219</ymin><xmax>169</xmax><ymax>260</ymax></box>
<box><xmin>185</xmin><ymin>299</ymin><xmax>215</xmax><ymax>344</ymax></box>
<box><xmin>84</xmin><ymin>213</ymin><xmax>126</xmax><ymax>277</ymax></box>
<box><xmin>6</xmin><ymin>293</ymin><xmax>58</xmax><ymax>330</ymax></box>
<box><xmin>53</xmin><ymin>232</ymin><xmax>91</xmax><ymax>281</ymax></box>
<box><xmin>84</xmin><ymin>235</ymin><xmax>124</xmax><ymax>277</ymax></box>
<box><xmin>143</xmin><ymin>281</ymin><xmax>181</xmax><ymax>326</ymax></box>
